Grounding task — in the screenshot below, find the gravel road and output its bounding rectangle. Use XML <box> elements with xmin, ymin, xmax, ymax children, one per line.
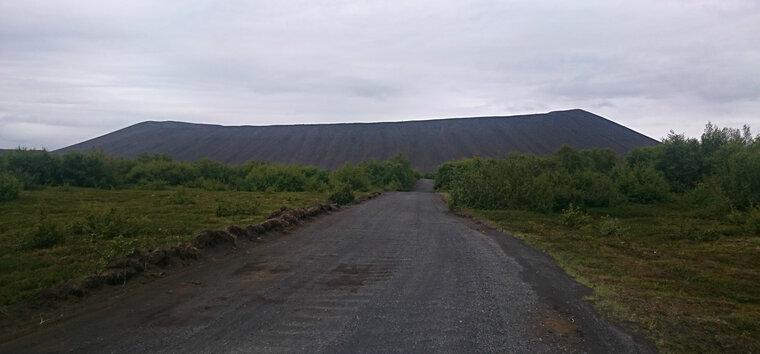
<box><xmin>0</xmin><ymin>179</ymin><xmax>653</xmax><ymax>353</ymax></box>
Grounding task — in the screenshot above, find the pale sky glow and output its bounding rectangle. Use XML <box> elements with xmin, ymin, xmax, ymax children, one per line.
<box><xmin>1</xmin><ymin>0</ymin><xmax>759</xmax><ymax>149</ymax></box>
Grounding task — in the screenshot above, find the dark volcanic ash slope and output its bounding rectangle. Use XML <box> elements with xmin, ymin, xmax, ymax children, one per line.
<box><xmin>58</xmin><ymin>109</ymin><xmax>658</xmax><ymax>172</ymax></box>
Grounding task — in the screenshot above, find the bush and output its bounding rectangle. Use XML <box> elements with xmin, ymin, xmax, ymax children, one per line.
<box><xmin>684</xmin><ymin>181</ymin><xmax>732</xmax><ymax>217</ymax></box>
<box><xmin>560</xmin><ymin>204</ymin><xmax>591</xmax><ymax>229</ymax></box>
<box><xmin>166</xmin><ymin>187</ymin><xmax>196</xmax><ymax>205</ymax></box>
<box><xmin>329</xmin><ymin>183</ymin><xmax>355</xmax><ymax>205</ymax></box>
<box><xmin>598</xmin><ymin>216</ymin><xmax>624</xmax><ymax>236</ymax></box>
<box><xmin>568</xmin><ymin>170</ymin><xmax>623</xmax><ymax>208</ymax></box>
<box><xmin>715</xmin><ymin>143</ymin><xmax>760</xmax><ymax>209</ymax></box>
<box><xmin>0</xmin><ymin>173</ymin><xmax>22</xmax><ymax>201</ymax></box>
<box><xmin>1</xmin><ymin>149</ymin><xmax>62</xmax><ymax>187</ymax></box>
<box><xmin>614</xmin><ymin>162</ymin><xmax>670</xmax><ymax>204</ymax></box>
<box><xmin>527</xmin><ymin>171</ymin><xmax>563</xmax><ymax>212</ymax></box>
<box><xmin>88</xmin><ymin>235</ymin><xmax>140</xmax><ymax>267</ymax></box>
<box><xmin>334</xmin><ymin>163</ymin><xmax>371</xmax><ymax>192</ymax></box>
<box><xmin>22</xmin><ymin>213</ymin><xmax>66</xmax><ymax>249</ymax></box>
<box><xmin>61</xmin><ymin>151</ymin><xmax>112</xmax><ymax>188</ymax></box>
<box><xmin>744</xmin><ymin>205</ymin><xmax>760</xmax><ymax>236</ymax></box>
<box><xmin>187</xmin><ymin>178</ymin><xmax>229</xmax><ymax>191</ymax></box>
<box><xmin>70</xmin><ymin>207</ymin><xmax>146</xmax><ymax>239</ymax></box>
<box><xmin>656</xmin><ymin>131</ymin><xmax>704</xmax><ymax>192</ymax></box>
<box><xmin>244</xmin><ymin>165</ymin><xmax>308</xmax><ymax>192</ymax></box>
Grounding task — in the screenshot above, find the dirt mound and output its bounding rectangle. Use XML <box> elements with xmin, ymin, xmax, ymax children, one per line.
<box><xmin>194</xmin><ymin>230</ymin><xmax>237</xmax><ymax>249</ymax></box>
<box><xmin>31</xmin><ymin>243</ymin><xmax>202</xmax><ymax>306</ymax></box>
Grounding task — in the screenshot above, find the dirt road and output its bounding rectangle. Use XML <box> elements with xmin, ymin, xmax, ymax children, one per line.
<box><xmin>0</xmin><ymin>180</ymin><xmax>652</xmax><ymax>353</ymax></box>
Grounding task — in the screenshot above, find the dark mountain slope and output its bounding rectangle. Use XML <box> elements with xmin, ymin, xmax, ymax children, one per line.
<box><xmin>58</xmin><ymin>109</ymin><xmax>658</xmax><ymax>171</ymax></box>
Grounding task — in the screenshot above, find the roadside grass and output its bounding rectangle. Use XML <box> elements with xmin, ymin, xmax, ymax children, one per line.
<box><xmin>465</xmin><ymin>202</ymin><xmax>760</xmax><ymax>353</ymax></box>
<box><xmin>0</xmin><ymin>186</ymin><xmax>329</xmax><ymax>305</ymax></box>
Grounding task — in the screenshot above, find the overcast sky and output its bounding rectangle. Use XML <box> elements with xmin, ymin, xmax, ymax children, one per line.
<box><xmin>1</xmin><ymin>0</ymin><xmax>758</xmax><ymax>150</ymax></box>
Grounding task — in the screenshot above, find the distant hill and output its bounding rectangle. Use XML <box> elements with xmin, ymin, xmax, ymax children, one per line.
<box><xmin>58</xmin><ymin>109</ymin><xmax>658</xmax><ymax>172</ymax></box>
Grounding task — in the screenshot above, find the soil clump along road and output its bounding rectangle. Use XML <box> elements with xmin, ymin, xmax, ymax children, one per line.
<box><xmin>1</xmin><ymin>180</ymin><xmax>653</xmax><ymax>353</ymax></box>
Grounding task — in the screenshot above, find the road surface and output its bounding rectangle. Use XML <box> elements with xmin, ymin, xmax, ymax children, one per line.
<box><xmin>0</xmin><ymin>180</ymin><xmax>652</xmax><ymax>353</ymax></box>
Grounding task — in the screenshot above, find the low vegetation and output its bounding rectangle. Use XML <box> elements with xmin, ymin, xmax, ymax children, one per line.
<box><xmin>0</xmin><ymin>187</ymin><xmax>328</xmax><ymax>305</ymax></box>
<box><xmin>436</xmin><ymin>123</ymin><xmax>760</xmax><ymax>352</ymax></box>
<box><xmin>0</xmin><ymin>152</ymin><xmax>417</xmax><ymax>305</ymax></box>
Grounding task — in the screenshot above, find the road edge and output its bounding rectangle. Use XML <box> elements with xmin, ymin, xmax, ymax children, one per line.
<box><xmin>451</xmin><ymin>208</ymin><xmax>657</xmax><ymax>353</ymax></box>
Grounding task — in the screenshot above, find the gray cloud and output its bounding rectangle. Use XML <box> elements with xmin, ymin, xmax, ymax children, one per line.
<box><xmin>1</xmin><ymin>0</ymin><xmax>759</xmax><ymax>149</ymax></box>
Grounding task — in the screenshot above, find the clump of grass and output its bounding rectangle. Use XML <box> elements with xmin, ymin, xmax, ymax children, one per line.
<box><xmin>215</xmin><ymin>200</ymin><xmax>261</xmax><ymax>217</ymax></box>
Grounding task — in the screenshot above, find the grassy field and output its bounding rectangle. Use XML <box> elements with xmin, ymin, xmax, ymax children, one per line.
<box><xmin>0</xmin><ymin>186</ymin><xmax>330</xmax><ymax>305</ymax></box>
<box><xmin>465</xmin><ymin>202</ymin><xmax>760</xmax><ymax>352</ymax></box>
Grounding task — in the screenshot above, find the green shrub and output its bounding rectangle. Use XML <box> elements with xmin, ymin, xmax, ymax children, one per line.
<box><xmin>614</xmin><ymin>162</ymin><xmax>670</xmax><ymax>204</ymax></box>
<box><xmin>527</xmin><ymin>171</ymin><xmax>563</xmax><ymax>212</ymax></box>
<box><xmin>334</xmin><ymin>163</ymin><xmax>371</xmax><ymax>192</ymax></box>
<box><xmin>244</xmin><ymin>165</ymin><xmax>309</xmax><ymax>192</ymax></box>
<box><xmin>655</xmin><ymin>131</ymin><xmax>704</xmax><ymax>193</ymax></box>
<box><xmin>715</xmin><ymin>143</ymin><xmax>760</xmax><ymax>209</ymax></box>
<box><xmin>88</xmin><ymin>235</ymin><xmax>140</xmax><ymax>267</ymax></box>
<box><xmin>166</xmin><ymin>187</ymin><xmax>196</xmax><ymax>205</ymax></box>
<box><xmin>127</xmin><ymin>159</ymin><xmax>199</xmax><ymax>186</ymax></box>
<box><xmin>434</xmin><ymin>162</ymin><xmax>459</xmax><ymax>191</ymax></box>
<box><xmin>136</xmin><ymin>178</ymin><xmax>169</xmax><ymax>190</ymax></box>
<box><xmin>70</xmin><ymin>207</ymin><xmax>146</xmax><ymax>239</ymax></box>
<box><xmin>0</xmin><ymin>173</ymin><xmax>22</xmax><ymax>201</ymax></box>
<box><xmin>673</xmin><ymin>219</ymin><xmax>721</xmax><ymax>242</ymax></box>
<box><xmin>561</xmin><ymin>204</ymin><xmax>591</xmax><ymax>229</ymax></box>
<box><xmin>568</xmin><ymin>170</ymin><xmax>624</xmax><ymax>208</ymax></box>
<box><xmin>188</xmin><ymin>178</ymin><xmax>229</xmax><ymax>191</ymax></box>
<box><xmin>61</xmin><ymin>151</ymin><xmax>113</xmax><ymax>188</ymax></box>
<box><xmin>726</xmin><ymin>207</ymin><xmax>746</xmax><ymax>225</ymax></box>
<box><xmin>1</xmin><ymin>149</ymin><xmax>62</xmax><ymax>187</ymax></box>
<box><xmin>684</xmin><ymin>181</ymin><xmax>732</xmax><ymax>217</ymax></box>
<box><xmin>598</xmin><ymin>216</ymin><xmax>624</xmax><ymax>236</ymax></box>
<box><xmin>445</xmin><ymin>158</ymin><xmax>518</xmax><ymax>210</ymax></box>
<box><xmin>329</xmin><ymin>183</ymin><xmax>355</xmax><ymax>205</ymax></box>
<box><xmin>22</xmin><ymin>213</ymin><xmax>66</xmax><ymax>249</ymax></box>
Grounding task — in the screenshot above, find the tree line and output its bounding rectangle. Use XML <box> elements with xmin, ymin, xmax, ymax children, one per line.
<box><xmin>436</xmin><ymin>122</ymin><xmax>760</xmax><ymax>214</ymax></box>
<box><xmin>0</xmin><ymin>150</ymin><xmax>418</xmax><ymax>202</ymax></box>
